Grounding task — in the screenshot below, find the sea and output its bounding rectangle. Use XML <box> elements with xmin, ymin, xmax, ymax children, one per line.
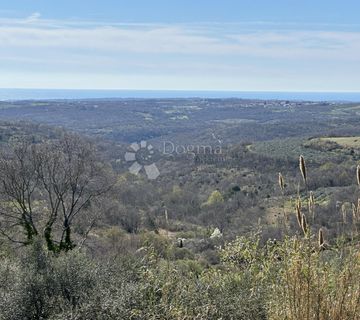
<box><xmin>1</xmin><ymin>89</ymin><xmax>360</xmax><ymax>102</ymax></box>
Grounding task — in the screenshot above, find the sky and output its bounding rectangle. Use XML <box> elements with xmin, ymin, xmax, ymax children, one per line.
<box><xmin>1</xmin><ymin>0</ymin><xmax>360</xmax><ymax>92</ymax></box>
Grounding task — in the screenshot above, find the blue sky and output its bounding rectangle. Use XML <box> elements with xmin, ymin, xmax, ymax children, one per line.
<box><xmin>1</xmin><ymin>0</ymin><xmax>360</xmax><ymax>91</ymax></box>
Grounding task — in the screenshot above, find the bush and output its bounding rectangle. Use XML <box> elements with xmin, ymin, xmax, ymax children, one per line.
<box><xmin>0</xmin><ymin>239</ymin><xmax>140</xmax><ymax>320</ymax></box>
<box><xmin>1</xmin><ymin>233</ymin><xmax>359</xmax><ymax>319</ymax></box>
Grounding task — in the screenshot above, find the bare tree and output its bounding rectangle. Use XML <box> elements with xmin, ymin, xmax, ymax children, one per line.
<box><xmin>0</xmin><ymin>135</ymin><xmax>113</xmax><ymax>251</ymax></box>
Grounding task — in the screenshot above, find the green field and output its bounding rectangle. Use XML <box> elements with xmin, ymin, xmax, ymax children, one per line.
<box><xmin>316</xmin><ymin>136</ymin><xmax>360</xmax><ymax>148</ymax></box>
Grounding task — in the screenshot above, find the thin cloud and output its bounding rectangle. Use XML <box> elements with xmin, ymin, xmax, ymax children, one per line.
<box><xmin>0</xmin><ymin>16</ymin><xmax>359</xmax><ymax>91</ymax></box>
<box><xmin>0</xmin><ymin>23</ymin><xmax>359</xmax><ymax>61</ymax></box>
<box><xmin>25</xmin><ymin>12</ymin><xmax>41</xmax><ymax>23</ymax></box>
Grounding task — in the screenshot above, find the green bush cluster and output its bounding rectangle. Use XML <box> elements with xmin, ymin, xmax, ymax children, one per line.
<box><xmin>1</xmin><ymin>232</ymin><xmax>358</xmax><ymax>320</ymax></box>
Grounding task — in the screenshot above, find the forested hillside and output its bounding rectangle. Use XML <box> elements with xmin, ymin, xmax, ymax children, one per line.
<box><xmin>0</xmin><ymin>99</ymin><xmax>359</xmax><ymax>319</ymax></box>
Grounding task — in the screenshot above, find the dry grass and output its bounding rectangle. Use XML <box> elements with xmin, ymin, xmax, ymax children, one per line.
<box><xmin>268</xmin><ymin>239</ymin><xmax>360</xmax><ymax>320</ymax></box>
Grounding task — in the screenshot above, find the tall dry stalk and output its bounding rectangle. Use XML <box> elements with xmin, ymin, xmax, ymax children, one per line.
<box><xmin>354</xmin><ymin>198</ymin><xmax>360</xmax><ymax>234</ymax></box>
<box><xmin>164</xmin><ymin>207</ymin><xmax>169</xmax><ymax>238</ymax></box>
<box><xmin>301</xmin><ymin>213</ymin><xmax>308</xmax><ymax>236</ymax></box>
<box><xmin>279</xmin><ymin>172</ymin><xmax>285</xmax><ymax>192</ymax></box>
<box><xmin>296</xmin><ymin>198</ymin><xmax>302</xmax><ymax>229</ymax></box>
<box><xmin>341</xmin><ymin>203</ymin><xmax>348</xmax><ymax>225</ymax></box>
<box><xmin>354</xmin><ymin>166</ymin><xmax>360</xmax><ymax>237</ymax></box>
<box><xmin>164</xmin><ymin>208</ymin><xmax>169</xmax><ymax>226</ymax></box>
<box><xmin>352</xmin><ymin>202</ymin><xmax>359</xmax><ymax>236</ymax></box>
<box><xmin>352</xmin><ymin>203</ymin><xmax>357</xmax><ymax>222</ymax></box>
<box><xmin>318</xmin><ymin>228</ymin><xmax>324</xmax><ymax>250</ymax></box>
<box><xmin>309</xmin><ymin>191</ymin><xmax>315</xmax><ymax>207</ymax></box>
<box><xmin>299</xmin><ymin>155</ymin><xmax>307</xmax><ymax>185</ymax></box>
<box><xmin>309</xmin><ymin>191</ymin><xmax>315</xmax><ymax>222</ymax></box>
<box><xmin>278</xmin><ymin>172</ymin><xmax>288</xmax><ymax>231</ymax></box>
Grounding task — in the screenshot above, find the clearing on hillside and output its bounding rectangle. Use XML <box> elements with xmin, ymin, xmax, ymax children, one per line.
<box><xmin>316</xmin><ymin>136</ymin><xmax>360</xmax><ymax>148</ymax></box>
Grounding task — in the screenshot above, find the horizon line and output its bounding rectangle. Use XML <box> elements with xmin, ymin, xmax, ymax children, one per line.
<box><xmin>2</xmin><ymin>88</ymin><xmax>360</xmax><ymax>103</ymax></box>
